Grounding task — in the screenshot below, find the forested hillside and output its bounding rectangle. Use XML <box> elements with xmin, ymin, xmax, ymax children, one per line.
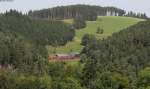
<box><xmin>0</xmin><ymin>4</ymin><xmax>149</xmax><ymax>89</ymax></box>
<box><xmin>0</xmin><ymin>10</ymin><xmax>75</xmax><ymax>73</ymax></box>
<box><xmin>28</xmin><ymin>5</ymin><xmax>125</xmax><ymax>21</ymax></box>
<box><xmin>0</xmin><ymin>16</ymin><xmax>149</xmax><ymax>89</ymax></box>
<box><xmin>81</xmin><ymin>20</ymin><xmax>150</xmax><ymax>89</ymax></box>
<box><xmin>2</xmin><ymin>10</ymin><xmax>75</xmax><ymax>46</ymax></box>
<box><xmin>28</xmin><ymin>4</ymin><xmax>147</xmax><ymax>21</ymax></box>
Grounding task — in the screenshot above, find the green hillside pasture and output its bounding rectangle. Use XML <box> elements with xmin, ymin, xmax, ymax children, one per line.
<box><xmin>47</xmin><ymin>16</ymin><xmax>143</xmax><ymax>54</ymax></box>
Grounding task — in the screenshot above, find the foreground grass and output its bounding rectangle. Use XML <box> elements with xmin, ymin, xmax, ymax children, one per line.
<box><xmin>49</xmin><ymin>59</ymin><xmax>80</xmax><ymax>65</ymax></box>
<box><xmin>49</xmin><ymin>59</ymin><xmax>83</xmax><ymax>68</ymax></box>
<box><xmin>47</xmin><ymin>16</ymin><xmax>143</xmax><ymax>54</ymax></box>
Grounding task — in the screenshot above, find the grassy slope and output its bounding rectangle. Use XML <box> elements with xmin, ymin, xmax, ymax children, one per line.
<box><xmin>47</xmin><ymin>16</ymin><xmax>143</xmax><ymax>54</ymax></box>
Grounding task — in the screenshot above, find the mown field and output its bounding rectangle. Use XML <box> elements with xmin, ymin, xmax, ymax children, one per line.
<box><xmin>47</xmin><ymin>16</ymin><xmax>143</xmax><ymax>54</ymax></box>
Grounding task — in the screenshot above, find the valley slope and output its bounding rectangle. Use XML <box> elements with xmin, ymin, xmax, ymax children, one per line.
<box><xmin>47</xmin><ymin>16</ymin><xmax>143</xmax><ymax>54</ymax></box>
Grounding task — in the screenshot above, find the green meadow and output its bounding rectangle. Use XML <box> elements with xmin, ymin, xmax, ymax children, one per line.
<box><xmin>47</xmin><ymin>16</ymin><xmax>143</xmax><ymax>54</ymax></box>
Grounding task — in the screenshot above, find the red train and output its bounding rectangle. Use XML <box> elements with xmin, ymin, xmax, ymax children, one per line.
<box><xmin>49</xmin><ymin>53</ymin><xmax>80</xmax><ymax>61</ymax></box>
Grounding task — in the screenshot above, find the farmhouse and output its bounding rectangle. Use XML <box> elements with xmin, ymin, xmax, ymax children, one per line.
<box><xmin>49</xmin><ymin>52</ymin><xmax>80</xmax><ymax>61</ymax></box>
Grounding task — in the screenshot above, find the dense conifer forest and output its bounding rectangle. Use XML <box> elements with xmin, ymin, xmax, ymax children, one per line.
<box><xmin>2</xmin><ymin>10</ymin><xmax>75</xmax><ymax>46</ymax></box>
<box><xmin>0</xmin><ymin>4</ymin><xmax>149</xmax><ymax>89</ymax></box>
<box><xmin>28</xmin><ymin>5</ymin><xmax>147</xmax><ymax>20</ymax></box>
<box><xmin>0</xmin><ymin>10</ymin><xmax>75</xmax><ymax>73</ymax></box>
<box><xmin>81</xmin><ymin>20</ymin><xmax>150</xmax><ymax>89</ymax></box>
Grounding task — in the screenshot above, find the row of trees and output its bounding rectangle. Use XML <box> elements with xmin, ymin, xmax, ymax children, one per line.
<box><xmin>80</xmin><ymin>20</ymin><xmax>150</xmax><ymax>89</ymax></box>
<box><xmin>28</xmin><ymin>5</ymin><xmax>149</xmax><ymax>20</ymax></box>
<box><xmin>125</xmin><ymin>11</ymin><xmax>147</xmax><ymax>19</ymax></box>
<box><xmin>28</xmin><ymin>5</ymin><xmax>125</xmax><ymax>21</ymax></box>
